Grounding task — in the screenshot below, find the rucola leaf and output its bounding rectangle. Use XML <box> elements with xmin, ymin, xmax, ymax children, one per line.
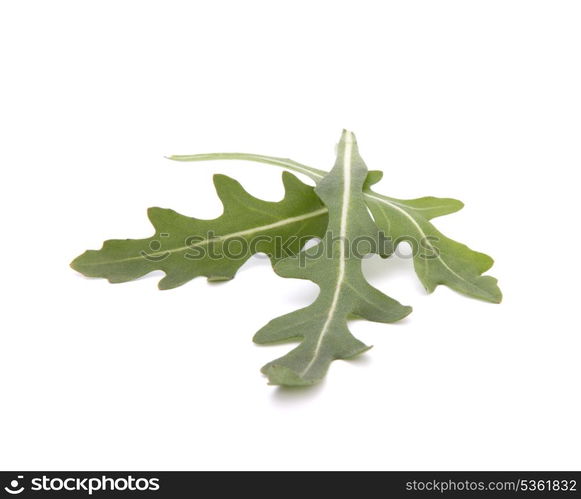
<box><xmin>253</xmin><ymin>131</ymin><xmax>411</xmax><ymax>386</ymax></box>
<box><xmin>71</xmin><ymin>172</ymin><xmax>327</xmax><ymax>288</ymax></box>
<box><xmin>171</xmin><ymin>143</ymin><xmax>502</xmax><ymax>303</ymax></box>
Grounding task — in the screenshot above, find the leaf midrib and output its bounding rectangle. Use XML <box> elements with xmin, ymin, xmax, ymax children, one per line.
<box><xmin>300</xmin><ymin>132</ymin><xmax>353</xmax><ymax>377</ymax></box>
<box><xmin>78</xmin><ymin>207</ymin><xmax>328</xmax><ymax>267</ymax></box>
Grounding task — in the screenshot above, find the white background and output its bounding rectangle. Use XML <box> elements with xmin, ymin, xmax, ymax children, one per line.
<box><xmin>1</xmin><ymin>1</ymin><xmax>580</xmax><ymax>471</ymax></box>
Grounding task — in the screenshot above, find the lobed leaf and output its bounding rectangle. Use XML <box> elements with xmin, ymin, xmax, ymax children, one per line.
<box><xmin>253</xmin><ymin>131</ymin><xmax>411</xmax><ymax>386</ymax></box>
<box><xmin>71</xmin><ymin>172</ymin><xmax>328</xmax><ymax>289</ymax></box>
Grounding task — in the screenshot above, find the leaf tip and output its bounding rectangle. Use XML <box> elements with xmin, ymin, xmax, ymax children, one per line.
<box><xmin>212</xmin><ymin>174</ymin><xmax>246</xmax><ymax>201</ymax></box>
<box><xmin>70</xmin><ymin>250</ymin><xmax>98</xmax><ymax>276</ymax></box>
<box><xmin>157</xmin><ymin>274</ymin><xmax>175</xmax><ymax>291</ymax></box>
<box><xmin>69</xmin><ymin>253</ymin><xmax>84</xmax><ymax>273</ymax></box>
<box><xmin>476</xmin><ymin>276</ymin><xmax>503</xmax><ymax>304</ymax></box>
<box><xmin>261</xmin><ymin>364</ymin><xmax>318</xmax><ymax>387</ymax></box>
<box><xmin>489</xmin><ymin>286</ymin><xmax>503</xmax><ymax>304</ymax></box>
<box><xmin>280</xmin><ymin>169</ymin><xmax>299</xmax><ymax>186</ymax></box>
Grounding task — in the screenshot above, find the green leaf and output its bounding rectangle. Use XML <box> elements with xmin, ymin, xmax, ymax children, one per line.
<box><xmin>71</xmin><ymin>172</ymin><xmax>328</xmax><ymax>289</ymax></box>
<box><xmin>362</xmin><ymin>189</ymin><xmax>501</xmax><ymax>302</ymax></box>
<box><xmin>171</xmin><ymin>142</ymin><xmax>502</xmax><ymax>303</ymax></box>
<box><xmin>253</xmin><ymin>131</ymin><xmax>411</xmax><ymax>386</ymax></box>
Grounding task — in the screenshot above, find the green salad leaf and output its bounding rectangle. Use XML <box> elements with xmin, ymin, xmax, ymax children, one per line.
<box><xmin>254</xmin><ymin>131</ymin><xmax>411</xmax><ymax>385</ymax></box>
<box><xmin>71</xmin><ymin>172</ymin><xmax>327</xmax><ymax>289</ymax></box>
